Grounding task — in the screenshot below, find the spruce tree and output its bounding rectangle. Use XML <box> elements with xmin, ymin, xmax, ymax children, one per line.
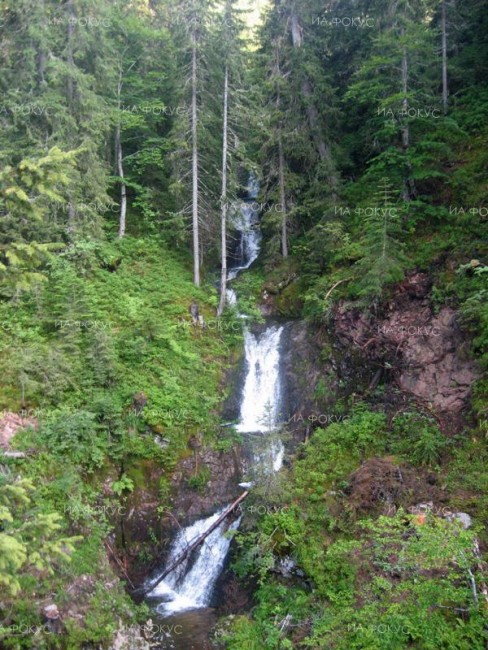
<box><xmin>356</xmin><ymin>177</ymin><xmax>408</xmax><ymax>303</ymax></box>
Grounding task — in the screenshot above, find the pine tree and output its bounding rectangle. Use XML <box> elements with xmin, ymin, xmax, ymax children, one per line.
<box><xmin>356</xmin><ymin>177</ymin><xmax>408</xmax><ymax>303</ymax></box>
<box><xmin>345</xmin><ymin>0</ymin><xmax>439</xmax><ymax>199</ymax></box>
<box><xmin>0</xmin><ymin>476</ymin><xmax>79</xmax><ymax>596</ymax></box>
<box><xmin>0</xmin><ymin>147</ymin><xmax>77</xmax><ymax>296</ymax></box>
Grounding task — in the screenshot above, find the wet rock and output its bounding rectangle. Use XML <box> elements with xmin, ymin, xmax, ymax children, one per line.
<box><xmin>280</xmin><ymin>321</ymin><xmax>339</xmax><ymax>445</ymax></box>
<box><xmin>275</xmin><ymin>556</ymin><xmax>305</xmax><ymax>579</ymax></box>
<box><xmin>170</xmin><ymin>446</ymin><xmax>243</xmax><ymax>520</ymax></box>
<box><xmin>153</xmin><ymin>435</ymin><xmax>170</xmax><ymax>449</ymax></box>
<box><xmin>109</xmin><ymin>619</ymin><xmax>154</xmax><ymax>650</ymax></box>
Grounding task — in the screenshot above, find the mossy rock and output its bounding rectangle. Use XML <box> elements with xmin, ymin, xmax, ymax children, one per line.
<box><xmin>275</xmin><ymin>281</ymin><xmax>304</xmax><ymax>317</ymax></box>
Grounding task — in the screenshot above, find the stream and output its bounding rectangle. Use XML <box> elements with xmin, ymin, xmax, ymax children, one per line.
<box><xmin>145</xmin><ymin>176</ymin><xmax>285</xmax><ymax>649</ymax></box>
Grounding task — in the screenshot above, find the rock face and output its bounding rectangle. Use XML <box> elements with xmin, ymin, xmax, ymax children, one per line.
<box><xmin>169</xmin><ymin>447</ymin><xmax>243</xmax><ymax>520</ymax></box>
<box><xmin>109</xmin><ymin>620</ymin><xmax>155</xmax><ymax>650</ymax></box>
<box><xmin>118</xmin><ymin>444</ymin><xmax>243</xmax><ymax>584</ymax></box>
<box><xmin>333</xmin><ymin>273</ymin><xmax>479</xmax><ymax>430</ymax></box>
<box><xmin>446</xmin><ymin>512</ymin><xmax>473</xmax><ymax>529</ymax></box>
<box><xmin>0</xmin><ymin>411</ymin><xmax>37</xmax><ymax>448</ymax></box>
<box><xmin>280</xmin><ymin>321</ymin><xmax>338</xmax><ymax>443</ymax></box>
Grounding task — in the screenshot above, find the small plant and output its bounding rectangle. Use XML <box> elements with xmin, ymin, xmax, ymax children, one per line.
<box><xmin>111</xmin><ymin>474</ymin><xmax>134</xmax><ymax>496</ymax></box>
<box><xmin>187</xmin><ymin>467</ymin><xmax>211</xmax><ymax>492</ymax></box>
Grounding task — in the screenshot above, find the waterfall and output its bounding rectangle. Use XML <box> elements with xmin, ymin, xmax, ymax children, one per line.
<box><xmin>237</xmin><ymin>327</ymin><xmax>285</xmax><ymax>473</ymax></box>
<box><xmin>227</xmin><ymin>202</ymin><xmax>261</xmax><ymax>281</ymax></box>
<box><xmin>148</xmin><ymin>174</ymin><xmax>285</xmax><ymax>616</ymax></box>
<box><xmin>148</xmin><ymin>509</ymin><xmax>241</xmax><ymax>614</ymax></box>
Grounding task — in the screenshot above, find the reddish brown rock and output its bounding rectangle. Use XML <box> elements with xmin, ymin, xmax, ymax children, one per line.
<box><xmin>0</xmin><ymin>411</ymin><xmax>37</xmax><ymax>449</ymax></box>
<box><xmin>333</xmin><ymin>273</ymin><xmax>480</xmax><ymax>430</ymax></box>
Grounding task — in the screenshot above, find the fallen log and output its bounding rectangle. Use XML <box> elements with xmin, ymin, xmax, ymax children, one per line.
<box><xmin>141</xmin><ymin>490</ymin><xmax>249</xmax><ymax>596</ymax></box>
<box><xmin>1</xmin><ymin>451</ymin><xmax>27</xmax><ymax>458</ymax></box>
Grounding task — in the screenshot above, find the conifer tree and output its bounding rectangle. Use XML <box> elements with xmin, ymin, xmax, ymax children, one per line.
<box><xmin>356</xmin><ymin>177</ymin><xmax>408</xmax><ymax>303</ymax></box>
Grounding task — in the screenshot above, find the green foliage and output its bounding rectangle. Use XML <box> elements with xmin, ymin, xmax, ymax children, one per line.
<box><xmin>111</xmin><ymin>474</ymin><xmax>134</xmax><ymax>496</ymax></box>
<box><xmin>0</xmin><ymin>0</ymin><xmax>486</xmax><ymax>647</ymax></box>
<box><xmin>354</xmin><ymin>178</ymin><xmax>408</xmax><ymax>302</ymax></box>
<box><xmin>390</xmin><ymin>411</ymin><xmax>447</xmax><ymax>467</ymax></box>
<box><xmin>37</xmin><ymin>410</ymin><xmax>108</xmax><ymax>472</ymax></box>
<box><xmin>187</xmin><ymin>466</ymin><xmax>211</xmax><ymax>492</ymax></box>
<box><xmin>0</xmin><ymin>147</ymin><xmax>77</xmax><ymax>295</ymax></box>
<box><xmin>0</xmin><ymin>474</ymin><xmax>79</xmax><ymax>596</ymax></box>
<box><xmin>0</xmin><ymin>234</ymin><xmax>241</xmax><ymax>646</ymax></box>
<box><xmin>227</xmin><ymin>398</ymin><xmax>488</xmax><ymax>648</ymax></box>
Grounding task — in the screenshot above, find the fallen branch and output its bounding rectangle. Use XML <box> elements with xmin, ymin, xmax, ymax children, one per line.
<box><xmin>324</xmin><ymin>277</ymin><xmax>352</xmax><ymax>302</ymax></box>
<box><xmin>1</xmin><ymin>451</ymin><xmax>27</xmax><ymax>459</ymax></box>
<box><xmin>104</xmin><ymin>540</ymin><xmax>135</xmax><ymax>590</ymax></box>
<box><xmin>140</xmin><ymin>491</ymin><xmax>249</xmax><ymax>596</ymax></box>
<box><xmin>278</xmin><ymin>613</ymin><xmax>292</xmax><ymax>637</ymax></box>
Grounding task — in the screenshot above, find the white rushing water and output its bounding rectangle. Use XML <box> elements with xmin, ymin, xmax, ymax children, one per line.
<box><xmin>237</xmin><ymin>327</ymin><xmax>283</xmax><ymax>433</ymax></box>
<box><xmin>148</xmin><ymin>174</ymin><xmax>285</xmax><ymax>616</ymax></box>
<box><xmin>227</xmin><ymin>203</ymin><xmax>262</xmax><ymax>281</ymax></box>
<box><xmin>237</xmin><ymin>326</ymin><xmax>285</xmax><ymax>474</ymax></box>
<box><xmin>148</xmin><ymin>509</ymin><xmax>241</xmax><ymax>614</ymax></box>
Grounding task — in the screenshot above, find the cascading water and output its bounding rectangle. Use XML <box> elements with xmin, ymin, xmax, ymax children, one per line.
<box><xmin>147</xmin><ymin>174</ymin><xmax>285</xmax><ymax>635</ymax></box>
<box><xmin>237</xmin><ymin>326</ymin><xmax>285</xmax><ymax>473</ymax></box>
<box><xmin>227</xmin><ymin>206</ymin><xmax>261</xmax><ymax>280</ymax></box>
<box><xmin>149</xmin><ymin>508</ymin><xmax>241</xmax><ymax>614</ymax></box>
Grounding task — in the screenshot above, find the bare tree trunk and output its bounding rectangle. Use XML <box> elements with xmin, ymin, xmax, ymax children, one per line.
<box><xmin>116</xmin><ymin>124</ymin><xmax>127</xmax><ymax>238</ymax></box>
<box><xmin>401</xmin><ymin>41</ymin><xmax>409</xmax><ymax>150</ymax></box>
<box><xmin>37</xmin><ymin>0</ymin><xmax>47</xmax><ymax>86</ymax></box>
<box><xmin>66</xmin><ymin>0</ymin><xmax>75</xmax><ymax>106</ymax></box>
<box><xmin>273</xmin><ymin>39</ymin><xmax>288</xmax><ymax>259</ymax></box>
<box><xmin>116</xmin><ymin>70</ymin><xmax>127</xmax><ymax>238</ymax></box>
<box><xmin>441</xmin><ymin>0</ymin><xmax>449</xmax><ymax>114</ymax></box>
<box><xmin>400</xmin><ymin>32</ymin><xmax>413</xmax><ymax>202</ymax></box>
<box><xmin>278</xmin><ymin>133</ymin><xmax>288</xmax><ymax>258</ymax></box>
<box><xmin>217</xmin><ymin>66</ymin><xmax>229</xmax><ymax>317</ymax></box>
<box><xmin>65</xmin><ymin>0</ymin><xmax>77</xmax><ymax>236</ymax></box>
<box><xmin>191</xmin><ymin>24</ymin><xmax>200</xmax><ymax>287</ymax></box>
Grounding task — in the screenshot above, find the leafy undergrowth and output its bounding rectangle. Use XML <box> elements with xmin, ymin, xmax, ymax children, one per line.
<box><xmin>221</xmin><ymin>406</ymin><xmax>488</xmax><ymax>649</ymax></box>
<box><xmin>0</xmin><ymin>236</ymin><xmax>241</xmax><ymax>648</ymax></box>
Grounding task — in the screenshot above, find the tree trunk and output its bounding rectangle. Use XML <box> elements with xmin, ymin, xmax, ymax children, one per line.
<box><xmin>66</xmin><ymin>0</ymin><xmax>75</xmax><ymax>105</ymax></box>
<box><xmin>65</xmin><ymin>0</ymin><xmax>77</xmax><ymax>237</ymax></box>
<box><xmin>116</xmin><ymin>124</ymin><xmax>127</xmax><ymax>238</ymax></box>
<box><xmin>278</xmin><ymin>133</ymin><xmax>288</xmax><ymax>258</ymax></box>
<box><xmin>191</xmin><ymin>24</ymin><xmax>200</xmax><ymax>287</ymax></box>
<box><xmin>141</xmin><ymin>490</ymin><xmax>249</xmax><ymax>596</ymax></box>
<box><xmin>400</xmin><ymin>30</ymin><xmax>414</xmax><ymax>202</ymax></box>
<box><xmin>441</xmin><ymin>0</ymin><xmax>448</xmax><ymax>114</ymax></box>
<box><xmin>37</xmin><ymin>0</ymin><xmax>47</xmax><ymax>86</ymax></box>
<box><xmin>273</xmin><ymin>40</ymin><xmax>288</xmax><ymax>259</ymax></box>
<box><xmin>401</xmin><ymin>40</ymin><xmax>409</xmax><ymax>150</ymax></box>
<box><xmin>116</xmin><ymin>71</ymin><xmax>127</xmax><ymax>239</ymax></box>
<box><xmin>217</xmin><ymin>66</ymin><xmax>229</xmax><ymax>317</ymax></box>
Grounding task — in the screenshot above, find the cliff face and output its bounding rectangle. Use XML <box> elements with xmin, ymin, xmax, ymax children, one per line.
<box><xmin>267</xmin><ymin>271</ymin><xmax>479</xmax><ymax>440</ymax></box>
<box><xmin>332</xmin><ymin>273</ymin><xmax>479</xmax><ymax>431</ymax></box>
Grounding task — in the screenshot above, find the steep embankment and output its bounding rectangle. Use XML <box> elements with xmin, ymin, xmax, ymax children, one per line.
<box><xmin>0</xmin><ymin>236</ymin><xmax>243</xmax><ymax>647</ymax></box>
